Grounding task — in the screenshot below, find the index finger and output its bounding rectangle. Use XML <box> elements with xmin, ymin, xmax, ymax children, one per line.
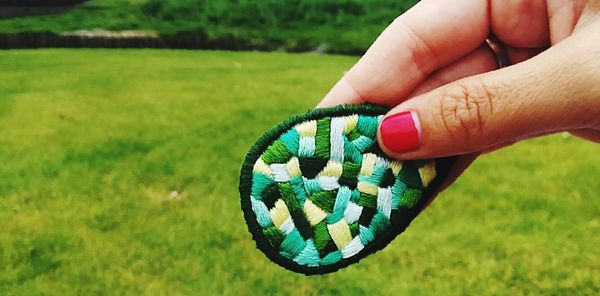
<box><xmin>318</xmin><ymin>0</ymin><xmax>490</xmax><ymax>108</ymax></box>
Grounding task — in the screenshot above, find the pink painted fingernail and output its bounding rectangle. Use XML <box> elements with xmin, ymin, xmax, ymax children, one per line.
<box><xmin>380</xmin><ymin>111</ymin><xmax>421</xmax><ymax>153</ymax></box>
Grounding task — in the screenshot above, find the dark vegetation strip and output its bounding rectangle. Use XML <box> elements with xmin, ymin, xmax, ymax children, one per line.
<box><xmin>0</xmin><ymin>32</ymin><xmax>368</xmax><ymax>55</ymax></box>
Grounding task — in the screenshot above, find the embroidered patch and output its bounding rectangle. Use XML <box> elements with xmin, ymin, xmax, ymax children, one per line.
<box><xmin>239</xmin><ymin>104</ymin><xmax>454</xmax><ymax>275</ymax></box>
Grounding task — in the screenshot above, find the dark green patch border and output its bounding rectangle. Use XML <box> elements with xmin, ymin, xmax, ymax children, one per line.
<box><xmin>239</xmin><ymin>104</ymin><xmax>457</xmax><ymax>275</ymax></box>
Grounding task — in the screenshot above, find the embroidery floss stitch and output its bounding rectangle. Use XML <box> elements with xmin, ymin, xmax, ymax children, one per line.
<box><xmin>240</xmin><ymin>104</ymin><xmax>455</xmax><ymax>275</ymax></box>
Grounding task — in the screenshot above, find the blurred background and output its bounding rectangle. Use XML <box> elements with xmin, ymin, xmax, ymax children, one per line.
<box><xmin>0</xmin><ymin>1</ymin><xmax>598</xmax><ymax>295</ymax></box>
<box><xmin>0</xmin><ymin>0</ymin><xmax>416</xmax><ymax>54</ymax></box>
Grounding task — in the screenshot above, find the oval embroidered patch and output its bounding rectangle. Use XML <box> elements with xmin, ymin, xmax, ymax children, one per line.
<box><xmin>239</xmin><ymin>104</ymin><xmax>455</xmax><ymax>275</ymax></box>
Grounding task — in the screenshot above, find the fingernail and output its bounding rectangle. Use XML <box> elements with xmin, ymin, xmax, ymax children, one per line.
<box><xmin>380</xmin><ymin>111</ymin><xmax>421</xmax><ymax>153</ymax></box>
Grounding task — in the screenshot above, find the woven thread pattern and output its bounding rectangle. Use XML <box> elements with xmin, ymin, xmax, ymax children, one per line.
<box><xmin>249</xmin><ymin>114</ymin><xmax>436</xmax><ymax>267</ymax></box>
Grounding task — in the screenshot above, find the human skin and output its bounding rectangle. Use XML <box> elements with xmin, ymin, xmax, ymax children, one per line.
<box><xmin>317</xmin><ymin>0</ymin><xmax>600</xmax><ymax>192</ymax></box>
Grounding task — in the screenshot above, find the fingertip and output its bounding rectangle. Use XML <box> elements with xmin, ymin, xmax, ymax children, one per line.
<box><xmin>377</xmin><ymin>97</ymin><xmax>463</xmax><ymax>160</ymax></box>
<box><xmin>316</xmin><ymin>78</ymin><xmax>364</xmax><ymax>108</ymax></box>
<box><xmin>378</xmin><ymin>110</ymin><xmax>422</xmax><ymax>159</ymax></box>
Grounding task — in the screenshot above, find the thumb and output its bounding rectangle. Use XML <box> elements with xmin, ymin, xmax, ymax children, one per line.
<box><xmin>377</xmin><ymin>30</ymin><xmax>600</xmax><ymax>159</ymax></box>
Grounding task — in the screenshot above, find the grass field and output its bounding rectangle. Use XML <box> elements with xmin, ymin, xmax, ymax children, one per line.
<box><xmin>0</xmin><ymin>49</ymin><xmax>598</xmax><ymax>295</ymax></box>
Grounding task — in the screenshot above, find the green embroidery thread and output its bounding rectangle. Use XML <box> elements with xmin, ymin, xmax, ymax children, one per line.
<box><xmin>240</xmin><ymin>104</ymin><xmax>448</xmax><ymax>275</ymax></box>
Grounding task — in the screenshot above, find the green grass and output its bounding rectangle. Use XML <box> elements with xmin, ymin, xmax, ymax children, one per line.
<box><xmin>0</xmin><ymin>0</ymin><xmax>155</xmax><ymax>33</ymax></box>
<box><xmin>0</xmin><ymin>49</ymin><xmax>599</xmax><ymax>295</ymax></box>
<box><xmin>0</xmin><ymin>0</ymin><xmax>418</xmax><ymax>54</ymax></box>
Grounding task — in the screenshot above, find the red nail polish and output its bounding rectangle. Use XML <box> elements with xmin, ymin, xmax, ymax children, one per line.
<box><xmin>380</xmin><ymin>111</ymin><xmax>421</xmax><ymax>153</ymax></box>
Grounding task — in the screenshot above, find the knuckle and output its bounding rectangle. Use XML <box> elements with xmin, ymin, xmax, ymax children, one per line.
<box><xmin>438</xmin><ymin>81</ymin><xmax>496</xmax><ymax>140</ymax></box>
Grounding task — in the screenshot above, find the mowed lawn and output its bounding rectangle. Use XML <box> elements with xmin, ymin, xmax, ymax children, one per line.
<box><xmin>0</xmin><ymin>49</ymin><xmax>598</xmax><ymax>295</ymax></box>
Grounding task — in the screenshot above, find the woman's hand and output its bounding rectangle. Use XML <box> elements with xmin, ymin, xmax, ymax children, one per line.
<box><xmin>318</xmin><ymin>0</ymin><xmax>599</xmax><ymax>191</ymax></box>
